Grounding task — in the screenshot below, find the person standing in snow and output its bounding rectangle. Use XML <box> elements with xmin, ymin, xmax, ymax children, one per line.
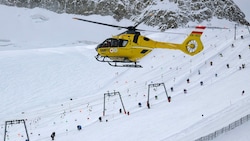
<box><xmin>242</xmin><ymin>64</ymin><xmax>245</xmax><ymax>69</ymax></box>
<box><xmin>147</xmin><ymin>101</ymin><xmax>150</xmax><ymax>109</ymax></box>
<box><xmin>238</xmin><ymin>54</ymin><xmax>242</xmax><ymax>59</ymax></box>
<box><xmin>77</xmin><ymin>125</ymin><xmax>82</xmax><ymax>131</ymax></box>
<box><xmin>210</xmin><ymin>61</ymin><xmax>213</xmax><ymax>66</ymax></box>
<box><xmin>51</xmin><ymin>132</ymin><xmax>55</xmax><ymax>140</ymax></box>
<box><xmin>184</xmin><ymin>89</ymin><xmax>187</xmax><ymax>94</ymax></box>
<box><xmin>170</xmin><ymin>87</ymin><xmax>174</xmax><ymax>92</ymax></box>
<box><xmin>242</xmin><ymin>90</ymin><xmax>245</xmax><ymax>96</ymax></box>
<box><xmin>98</xmin><ymin>116</ymin><xmax>102</xmax><ymax>122</ymax></box>
<box><xmin>200</xmin><ymin>81</ymin><xmax>203</xmax><ymax>86</ymax></box>
<box><xmin>138</xmin><ymin>102</ymin><xmax>142</xmax><ymax>107</ymax></box>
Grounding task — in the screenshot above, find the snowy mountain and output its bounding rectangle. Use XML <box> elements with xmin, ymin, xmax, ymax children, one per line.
<box><xmin>0</xmin><ymin>0</ymin><xmax>249</xmax><ymax>30</ymax></box>
<box><xmin>1</xmin><ymin>3</ymin><xmax>250</xmax><ymax>141</ymax></box>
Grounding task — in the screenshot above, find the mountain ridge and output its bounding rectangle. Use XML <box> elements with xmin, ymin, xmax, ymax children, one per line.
<box><xmin>0</xmin><ymin>0</ymin><xmax>249</xmax><ymax>30</ymax></box>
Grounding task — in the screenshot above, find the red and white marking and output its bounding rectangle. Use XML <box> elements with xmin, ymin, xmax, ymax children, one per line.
<box><xmin>192</xmin><ymin>26</ymin><xmax>206</xmax><ymax>35</ymax></box>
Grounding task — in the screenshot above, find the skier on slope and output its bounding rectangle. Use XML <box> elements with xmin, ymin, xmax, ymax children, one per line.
<box><xmin>51</xmin><ymin>132</ymin><xmax>55</xmax><ymax>140</ymax></box>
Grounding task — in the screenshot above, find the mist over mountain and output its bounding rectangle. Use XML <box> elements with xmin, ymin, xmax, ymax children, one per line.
<box><xmin>0</xmin><ymin>0</ymin><xmax>249</xmax><ymax>30</ymax></box>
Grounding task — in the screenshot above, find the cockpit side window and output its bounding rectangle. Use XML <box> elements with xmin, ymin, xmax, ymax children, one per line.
<box><xmin>102</xmin><ymin>39</ymin><xmax>111</xmax><ymax>47</ymax></box>
<box><xmin>119</xmin><ymin>39</ymin><xmax>128</xmax><ymax>47</ymax></box>
<box><xmin>111</xmin><ymin>39</ymin><xmax>118</xmax><ymax>47</ymax></box>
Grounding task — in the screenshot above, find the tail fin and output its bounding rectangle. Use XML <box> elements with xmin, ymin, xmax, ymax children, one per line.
<box><xmin>180</xmin><ymin>26</ymin><xmax>206</xmax><ymax>56</ymax></box>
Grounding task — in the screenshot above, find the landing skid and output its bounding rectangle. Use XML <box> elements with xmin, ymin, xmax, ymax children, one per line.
<box><xmin>108</xmin><ymin>62</ymin><xmax>142</xmax><ymax>68</ymax></box>
<box><xmin>95</xmin><ymin>55</ymin><xmax>142</xmax><ymax>68</ymax></box>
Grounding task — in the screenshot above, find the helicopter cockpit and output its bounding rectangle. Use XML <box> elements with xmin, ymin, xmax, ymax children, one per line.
<box><xmin>96</xmin><ymin>38</ymin><xmax>128</xmax><ymax>50</ymax></box>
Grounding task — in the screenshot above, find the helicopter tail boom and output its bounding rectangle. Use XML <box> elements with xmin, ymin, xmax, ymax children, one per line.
<box><xmin>153</xmin><ymin>26</ymin><xmax>206</xmax><ymax>56</ymax></box>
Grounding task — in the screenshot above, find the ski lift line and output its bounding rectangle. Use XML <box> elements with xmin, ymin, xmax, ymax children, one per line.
<box><xmin>103</xmin><ymin>91</ymin><xmax>126</xmax><ymax>116</ymax></box>
<box><xmin>25</xmin><ymin>94</ymin><xmax>104</xmax><ymax>118</ymax></box>
<box><xmin>4</xmin><ymin>119</ymin><xmax>30</xmax><ymax>141</ymax></box>
<box><xmin>147</xmin><ymin>83</ymin><xmax>171</xmax><ymax>106</ymax></box>
<box><xmin>30</xmin><ymin>99</ymin><xmax>99</xmax><ymax>118</ymax></box>
<box><xmin>16</xmin><ymin>96</ymin><xmax>106</xmax><ymax>124</ymax></box>
<box><xmin>26</xmin><ymin>106</ymin><xmax>102</xmax><ymax>130</ymax></box>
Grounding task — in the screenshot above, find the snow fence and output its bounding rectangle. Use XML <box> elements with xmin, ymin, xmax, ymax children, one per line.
<box><xmin>195</xmin><ymin>114</ymin><xmax>250</xmax><ymax>141</ymax></box>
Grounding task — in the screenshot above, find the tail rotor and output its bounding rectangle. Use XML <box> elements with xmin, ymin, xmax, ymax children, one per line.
<box><xmin>181</xmin><ymin>26</ymin><xmax>206</xmax><ymax>56</ymax></box>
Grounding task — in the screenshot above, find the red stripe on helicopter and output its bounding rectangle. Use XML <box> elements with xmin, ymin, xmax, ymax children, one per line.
<box><xmin>195</xmin><ymin>26</ymin><xmax>206</xmax><ymax>29</ymax></box>
<box><xmin>191</xmin><ymin>31</ymin><xmax>204</xmax><ymax>35</ymax></box>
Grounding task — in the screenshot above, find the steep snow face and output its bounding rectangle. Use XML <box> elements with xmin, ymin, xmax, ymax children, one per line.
<box><xmin>1</xmin><ymin>5</ymin><xmax>250</xmax><ymax>141</ymax></box>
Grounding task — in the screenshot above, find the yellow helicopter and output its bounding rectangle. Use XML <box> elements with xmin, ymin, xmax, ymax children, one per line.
<box><xmin>73</xmin><ymin>17</ymin><xmax>206</xmax><ymax>68</ymax></box>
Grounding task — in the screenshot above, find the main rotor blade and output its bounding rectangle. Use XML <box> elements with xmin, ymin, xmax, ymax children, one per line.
<box><xmin>136</xmin><ymin>29</ymin><xmax>187</xmax><ymax>35</ymax></box>
<box><xmin>73</xmin><ymin>17</ymin><xmax>128</xmax><ymax>29</ymax></box>
<box><xmin>134</xmin><ymin>14</ymin><xmax>153</xmax><ymax>28</ymax></box>
<box><xmin>186</xmin><ymin>26</ymin><xmax>229</xmax><ymax>29</ymax></box>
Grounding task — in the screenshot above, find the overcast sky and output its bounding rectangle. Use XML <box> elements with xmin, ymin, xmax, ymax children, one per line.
<box><xmin>234</xmin><ymin>0</ymin><xmax>250</xmax><ymax>22</ymax></box>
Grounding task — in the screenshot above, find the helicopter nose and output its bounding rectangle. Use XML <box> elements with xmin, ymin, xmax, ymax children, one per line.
<box><xmin>96</xmin><ymin>44</ymin><xmax>102</xmax><ymax>51</ymax></box>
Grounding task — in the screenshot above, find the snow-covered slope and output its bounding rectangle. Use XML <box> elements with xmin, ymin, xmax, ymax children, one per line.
<box><xmin>1</xmin><ymin>5</ymin><xmax>250</xmax><ymax>141</ymax></box>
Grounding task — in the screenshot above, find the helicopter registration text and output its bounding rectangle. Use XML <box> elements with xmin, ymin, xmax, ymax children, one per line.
<box><xmin>100</xmin><ymin>48</ymin><xmax>108</xmax><ymax>52</ymax></box>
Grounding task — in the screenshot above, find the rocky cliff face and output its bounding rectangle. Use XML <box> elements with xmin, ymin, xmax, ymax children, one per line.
<box><xmin>139</xmin><ymin>0</ymin><xmax>250</xmax><ymax>30</ymax></box>
<box><xmin>0</xmin><ymin>0</ymin><xmax>249</xmax><ymax>30</ymax></box>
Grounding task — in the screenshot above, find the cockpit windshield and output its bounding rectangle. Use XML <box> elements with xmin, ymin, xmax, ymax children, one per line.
<box><xmin>98</xmin><ymin>38</ymin><xmax>128</xmax><ymax>48</ymax></box>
